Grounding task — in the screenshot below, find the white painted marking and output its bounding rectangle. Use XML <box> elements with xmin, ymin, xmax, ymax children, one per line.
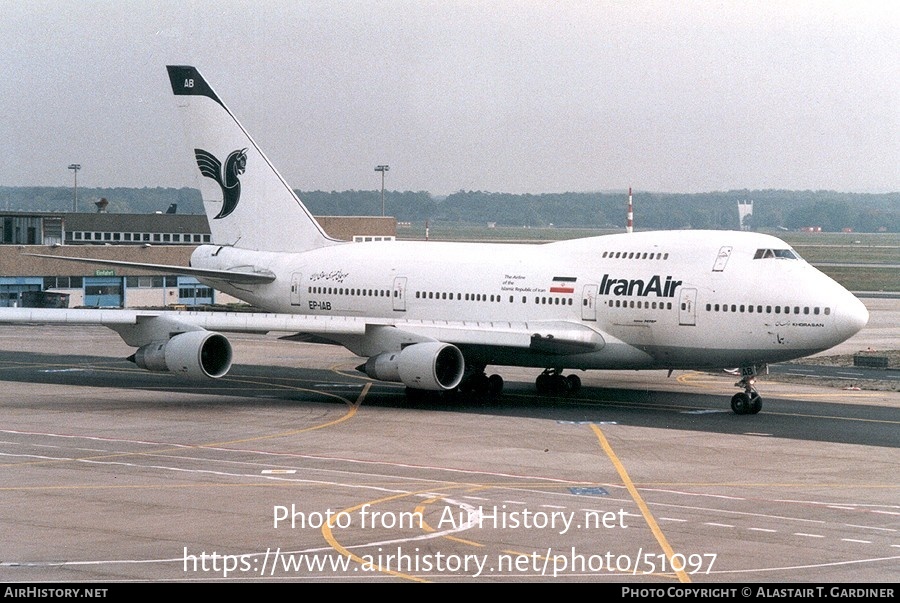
<box><xmin>846</xmin><ymin>524</ymin><xmax>896</xmax><ymax>533</ymax></box>
<box><xmin>749</xmin><ymin>528</ymin><xmax>777</xmax><ymax>533</ymax></box>
<box><xmin>744</xmin><ymin>432</ymin><xmax>773</xmax><ymax>437</ymax></box>
<box><xmin>705</xmin><ymin>522</ymin><xmax>734</xmax><ymax>528</ymax></box>
<box><xmin>794</xmin><ymin>533</ymin><xmax>825</xmax><ymax>538</ymax></box>
<box><xmin>659</xmin><ymin>517</ymin><xmax>687</xmax><ymax>522</ymax></box>
<box><xmin>313</xmin><ymin>384</ymin><xmax>362</xmax><ymax>389</ymax></box>
<box><xmin>841</xmin><ymin>538</ymin><xmax>872</xmax><ymax>544</ymax></box>
<box><xmin>681</xmin><ymin>409</ymin><xmax>728</xmax><ymax>414</ymax></box>
<box><xmin>3</xmin><ymin>426</ymin><xmax>589</xmax><ymax>485</ymax></box>
<box><xmin>261</xmin><ymin>469</ymin><xmax>296</xmax><ymax>475</ymax></box>
<box><xmin>652</xmin><ymin>489</ymin><xmax>746</xmax><ymax>500</ymax></box>
<box><xmin>559</xmin><ymin>420</ymin><xmax>618</xmax><ymax>425</ymax></box>
<box><xmin>0</xmin><ymin>452</ymin><xmax>73</xmax><ymax>461</ymax></box>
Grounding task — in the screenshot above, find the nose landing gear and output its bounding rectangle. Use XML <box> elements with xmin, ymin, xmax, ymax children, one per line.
<box><xmin>732</xmin><ymin>366</ymin><xmax>764</xmax><ymax>414</ymax></box>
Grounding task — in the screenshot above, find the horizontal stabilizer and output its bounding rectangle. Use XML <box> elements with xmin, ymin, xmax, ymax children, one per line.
<box><xmin>23</xmin><ymin>253</ymin><xmax>275</xmax><ymax>284</ymax></box>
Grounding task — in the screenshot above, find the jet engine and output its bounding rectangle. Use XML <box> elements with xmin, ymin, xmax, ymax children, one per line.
<box><xmin>128</xmin><ymin>331</ymin><xmax>233</xmax><ymax>379</ymax></box>
<box><xmin>361</xmin><ymin>342</ymin><xmax>465</xmax><ymax>391</ymax></box>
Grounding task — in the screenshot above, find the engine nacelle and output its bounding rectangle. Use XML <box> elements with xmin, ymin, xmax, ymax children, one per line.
<box><xmin>129</xmin><ymin>331</ymin><xmax>233</xmax><ymax>379</ymax></box>
<box><xmin>362</xmin><ymin>342</ymin><xmax>465</xmax><ymax>391</ymax></box>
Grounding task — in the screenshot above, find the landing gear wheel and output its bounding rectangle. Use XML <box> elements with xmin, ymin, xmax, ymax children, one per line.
<box><xmin>552</xmin><ymin>374</ymin><xmax>569</xmax><ymax>394</ymax></box>
<box><xmin>536</xmin><ymin>373</ymin><xmax>551</xmax><ymax>395</ymax></box>
<box><xmin>471</xmin><ymin>373</ymin><xmax>490</xmax><ymax>396</ymax></box>
<box><xmin>731</xmin><ymin>392</ymin><xmax>751</xmax><ymax>415</ymax></box>
<box><xmin>566</xmin><ymin>374</ymin><xmax>582</xmax><ymax>394</ymax></box>
<box><xmin>487</xmin><ymin>374</ymin><xmax>504</xmax><ymax>397</ymax></box>
<box><xmin>748</xmin><ymin>392</ymin><xmax>762</xmax><ymax>414</ymax></box>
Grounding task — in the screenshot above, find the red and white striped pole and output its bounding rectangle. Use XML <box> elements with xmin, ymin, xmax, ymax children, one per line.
<box><xmin>626</xmin><ymin>187</ymin><xmax>634</xmax><ymax>233</ymax></box>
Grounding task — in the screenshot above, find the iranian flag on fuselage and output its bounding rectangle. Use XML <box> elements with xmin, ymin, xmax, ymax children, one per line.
<box><xmin>550</xmin><ymin>276</ymin><xmax>576</xmax><ymax>294</ymax></box>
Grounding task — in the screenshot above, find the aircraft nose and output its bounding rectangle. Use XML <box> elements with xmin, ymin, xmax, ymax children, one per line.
<box><xmin>835</xmin><ymin>294</ymin><xmax>869</xmax><ymax>340</ymax></box>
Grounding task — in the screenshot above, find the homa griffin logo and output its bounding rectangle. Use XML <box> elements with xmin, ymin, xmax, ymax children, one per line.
<box><xmin>194</xmin><ymin>148</ymin><xmax>247</xmax><ymax>219</ymax></box>
<box><xmin>600</xmin><ymin>274</ymin><xmax>683</xmax><ymax>297</ymax></box>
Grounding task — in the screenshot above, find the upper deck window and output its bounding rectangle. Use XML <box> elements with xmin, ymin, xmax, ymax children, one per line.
<box><xmin>753</xmin><ymin>248</ymin><xmax>799</xmax><ymax>260</ymax></box>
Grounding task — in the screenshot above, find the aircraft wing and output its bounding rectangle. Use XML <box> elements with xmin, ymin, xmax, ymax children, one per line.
<box><xmin>0</xmin><ymin>307</ymin><xmax>603</xmax><ymax>354</ymax></box>
<box><xmin>0</xmin><ymin>308</ymin><xmax>364</xmax><ymax>346</ymax></box>
<box><xmin>389</xmin><ymin>320</ymin><xmax>606</xmax><ymax>354</ymax></box>
<box><xmin>22</xmin><ymin>253</ymin><xmax>275</xmax><ymax>284</ymax></box>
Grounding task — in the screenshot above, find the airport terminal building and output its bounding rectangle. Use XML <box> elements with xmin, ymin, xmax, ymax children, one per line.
<box><xmin>0</xmin><ymin>212</ymin><xmax>395</xmax><ymax>308</ymax></box>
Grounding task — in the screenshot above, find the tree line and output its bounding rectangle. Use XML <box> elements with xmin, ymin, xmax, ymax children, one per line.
<box><xmin>1</xmin><ymin>187</ymin><xmax>897</xmax><ymax>232</ymax></box>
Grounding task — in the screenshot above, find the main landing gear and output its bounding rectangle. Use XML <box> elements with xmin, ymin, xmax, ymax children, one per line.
<box><xmin>458</xmin><ymin>370</ymin><xmax>505</xmax><ymax>397</ymax></box>
<box><xmin>459</xmin><ymin>367</ymin><xmax>585</xmax><ymax>398</ymax></box>
<box><xmin>535</xmin><ymin>368</ymin><xmax>582</xmax><ymax>395</ymax></box>
<box><xmin>731</xmin><ymin>367</ymin><xmax>763</xmax><ymax>415</ymax></box>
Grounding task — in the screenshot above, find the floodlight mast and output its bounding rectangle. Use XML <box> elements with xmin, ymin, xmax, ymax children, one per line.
<box><xmin>68</xmin><ymin>164</ymin><xmax>81</xmax><ymax>212</ymax></box>
<box><xmin>375</xmin><ymin>165</ymin><xmax>389</xmax><ymax>216</ymax></box>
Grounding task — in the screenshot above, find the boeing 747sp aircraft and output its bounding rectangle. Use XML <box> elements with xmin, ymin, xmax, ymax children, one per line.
<box><xmin>0</xmin><ymin>66</ymin><xmax>869</xmax><ymax>414</ymax></box>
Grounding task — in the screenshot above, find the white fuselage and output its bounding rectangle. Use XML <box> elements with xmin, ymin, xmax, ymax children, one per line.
<box><xmin>192</xmin><ymin>229</ymin><xmax>869</xmax><ymax>371</ymax></box>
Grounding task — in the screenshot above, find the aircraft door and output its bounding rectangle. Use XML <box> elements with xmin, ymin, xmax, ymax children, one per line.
<box><xmin>678</xmin><ymin>288</ymin><xmax>697</xmax><ymax>326</ymax></box>
<box><xmin>581</xmin><ymin>284</ymin><xmax>598</xmax><ymax>321</ymax></box>
<box><xmin>392</xmin><ymin>276</ymin><xmax>407</xmax><ymax>312</ymax></box>
<box><xmin>290</xmin><ymin>272</ymin><xmax>303</xmax><ymax>306</ymax></box>
<box><xmin>712</xmin><ymin>246</ymin><xmax>733</xmax><ymax>272</ymax></box>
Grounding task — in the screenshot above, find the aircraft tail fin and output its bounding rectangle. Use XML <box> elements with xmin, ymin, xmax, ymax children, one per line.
<box><xmin>167</xmin><ymin>65</ymin><xmax>337</xmax><ymax>252</ymax></box>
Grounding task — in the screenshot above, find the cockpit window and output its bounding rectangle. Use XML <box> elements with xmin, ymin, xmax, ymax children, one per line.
<box><xmin>754</xmin><ymin>248</ymin><xmax>800</xmax><ymax>260</ymax></box>
<box><xmin>775</xmin><ymin>249</ymin><xmax>799</xmax><ymax>259</ymax></box>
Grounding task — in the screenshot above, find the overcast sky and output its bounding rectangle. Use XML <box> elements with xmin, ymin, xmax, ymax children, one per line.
<box><xmin>2</xmin><ymin>1</ymin><xmax>897</xmax><ymax>195</ymax></box>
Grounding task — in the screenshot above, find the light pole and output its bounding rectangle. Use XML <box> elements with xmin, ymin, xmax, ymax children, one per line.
<box><xmin>375</xmin><ymin>165</ymin><xmax>389</xmax><ymax>216</ymax></box>
<box><xmin>68</xmin><ymin>164</ymin><xmax>81</xmax><ymax>212</ymax></box>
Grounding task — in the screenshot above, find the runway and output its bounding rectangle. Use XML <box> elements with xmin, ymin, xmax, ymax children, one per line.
<box><xmin>0</xmin><ymin>305</ymin><xmax>897</xmax><ymax>582</ymax></box>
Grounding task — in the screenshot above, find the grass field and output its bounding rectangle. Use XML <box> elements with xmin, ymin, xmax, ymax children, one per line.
<box><xmin>398</xmin><ymin>223</ymin><xmax>900</xmax><ymax>292</ymax></box>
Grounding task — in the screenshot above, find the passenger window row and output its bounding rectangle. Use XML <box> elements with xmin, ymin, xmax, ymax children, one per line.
<box><xmin>309</xmin><ymin>286</ymin><xmax>393</xmax><ymax>297</ymax></box>
<box><xmin>601</xmin><ymin>251</ymin><xmax>669</xmax><ymax>260</ymax></box>
<box><xmin>414</xmin><ymin>291</ymin><xmax>575</xmax><ymax>306</ymax></box>
<box><xmin>705</xmin><ymin>303</ymin><xmax>830</xmax><ymax>315</ymax></box>
<box><xmin>604</xmin><ymin>299</ymin><xmax>674</xmax><ymax>310</ymax></box>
